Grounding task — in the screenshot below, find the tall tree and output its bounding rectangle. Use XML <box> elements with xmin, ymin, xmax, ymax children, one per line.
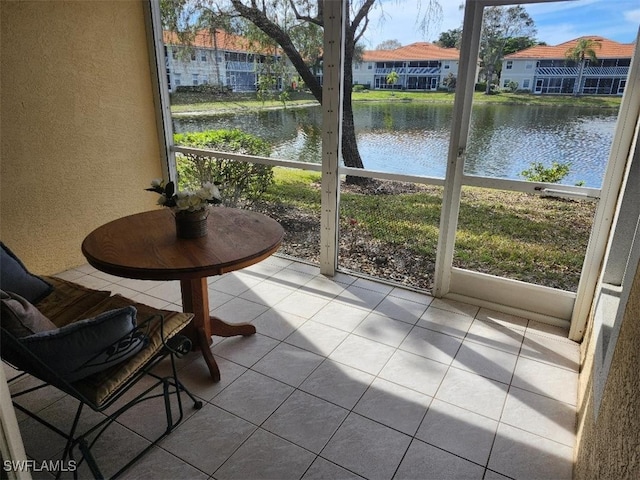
<box><xmin>435</xmin><ymin>28</ymin><xmax>461</xmax><ymax>49</ymax></box>
<box><xmin>163</xmin><ymin>0</ymin><xmax>442</xmax><ymax>176</ymax></box>
<box><xmin>565</xmin><ymin>37</ymin><xmax>601</xmax><ymax>96</ymax></box>
<box><xmin>479</xmin><ymin>5</ymin><xmax>536</xmax><ymax>94</ymax></box>
<box><xmin>376</xmin><ymin>39</ymin><xmax>402</xmax><ymax>50</ymax></box>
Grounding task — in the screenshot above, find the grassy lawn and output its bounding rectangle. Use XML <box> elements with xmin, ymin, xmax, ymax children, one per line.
<box><xmin>259</xmin><ymin>167</ymin><xmax>596</xmax><ymax>291</ymax></box>
<box><xmin>171</xmin><ymin>90</ymin><xmax>621</xmax><ymax>114</ymax></box>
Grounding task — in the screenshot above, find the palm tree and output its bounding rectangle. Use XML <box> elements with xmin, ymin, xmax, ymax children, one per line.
<box><xmin>386</xmin><ymin>70</ymin><xmax>399</xmax><ymax>89</ymax></box>
<box><xmin>565</xmin><ymin>37</ymin><xmax>601</xmax><ymax>96</ymax></box>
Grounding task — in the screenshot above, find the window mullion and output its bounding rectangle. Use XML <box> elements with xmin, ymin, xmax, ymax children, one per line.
<box><xmin>319</xmin><ymin>0</ymin><xmax>346</xmax><ymax>275</ymax></box>
<box><xmin>433</xmin><ymin>0</ymin><xmax>484</xmax><ymax>297</ymax></box>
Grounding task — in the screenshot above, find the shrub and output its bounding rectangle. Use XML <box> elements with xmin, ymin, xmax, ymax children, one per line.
<box><xmin>174</xmin><ymin>129</ymin><xmax>274</xmax><ymax>208</ymax></box>
<box><xmin>352</xmin><ymin>84</ymin><xmax>365</xmax><ymax>92</ymax></box>
<box><xmin>505</xmin><ymin>81</ymin><xmax>518</xmax><ymax>93</ymax></box>
<box><xmin>520</xmin><ymin>161</ymin><xmax>571</xmax><ymax>183</ymax></box>
<box><xmin>475</xmin><ymin>82</ymin><xmax>487</xmax><ymax>92</ymax></box>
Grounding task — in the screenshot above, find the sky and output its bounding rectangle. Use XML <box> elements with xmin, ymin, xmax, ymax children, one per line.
<box><xmin>361</xmin><ymin>0</ymin><xmax>640</xmax><ymax>48</ymax></box>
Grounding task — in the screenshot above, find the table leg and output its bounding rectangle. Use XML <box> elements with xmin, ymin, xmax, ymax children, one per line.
<box><xmin>180</xmin><ymin>278</ymin><xmax>256</xmax><ymax>381</ymax></box>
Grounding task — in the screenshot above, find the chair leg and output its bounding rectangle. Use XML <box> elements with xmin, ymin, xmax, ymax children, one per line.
<box><xmin>79</xmin><ymin>439</ymin><xmax>104</xmax><ymax>480</ymax></box>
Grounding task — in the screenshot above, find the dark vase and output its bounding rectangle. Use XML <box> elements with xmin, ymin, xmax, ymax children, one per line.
<box><xmin>174</xmin><ymin>209</ymin><xmax>209</xmax><ymax>239</ymax></box>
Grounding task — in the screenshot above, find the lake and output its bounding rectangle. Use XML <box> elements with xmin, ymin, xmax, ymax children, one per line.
<box><xmin>174</xmin><ymin>102</ymin><xmax>618</xmax><ymax>188</ymax></box>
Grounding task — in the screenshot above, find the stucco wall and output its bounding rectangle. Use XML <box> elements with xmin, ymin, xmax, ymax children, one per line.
<box><xmin>574</xmin><ymin>257</ymin><xmax>640</xmax><ymax>478</ymax></box>
<box><xmin>1</xmin><ymin>0</ymin><xmax>163</xmax><ymax>274</ymax></box>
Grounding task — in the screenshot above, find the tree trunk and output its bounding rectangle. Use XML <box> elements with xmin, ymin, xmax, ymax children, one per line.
<box><xmin>341</xmin><ymin>9</ymin><xmax>367</xmax><ymax>184</ymax></box>
<box><xmin>574</xmin><ymin>60</ymin><xmax>585</xmax><ymax>96</ymax></box>
<box><xmin>230</xmin><ymin>0</ymin><xmax>367</xmax><ymax>176</ymax></box>
<box><xmin>485</xmin><ymin>65</ymin><xmax>494</xmax><ymax>94</ymax></box>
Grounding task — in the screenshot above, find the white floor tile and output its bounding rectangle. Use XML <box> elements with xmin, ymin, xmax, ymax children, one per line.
<box><xmin>299</xmin><ymin>360</ymin><xmax>374</xmax><ymax>410</ymax></box>
<box><xmin>418</xmin><ymin>307</ymin><xmax>475</xmax><ymax>338</ymax></box>
<box><xmin>511</xmin><ymin>356</ymin><xmax>578</xmax><ymax>405</ymax></box>
<box><xmin>275</xmin><ymin>290</ymin><xmax>331</xmax><ymax>318</ymax></box>
<box><xmin>378</xmin><ymin>350</ymin><xmax>449</xmax><ymax>397</ymax></box>
<box><xmin>416</xmin><ymin>398</ymin><xmax>498</xmax><ymax>465</ymax></box>
<box><xmin>285</xmin><ymin>320</ymin><xmax>349</xmax><ymax>356</ymax></box>
<box><xmin>399</xmin><ymin>325</ymin><xmax>463</xmax><ymax>365</ymax></box>
<box><xmin>262</xmin><ymin>390</ymin><xmax>348</xmax><ymax>453</ymax></box>
<box><xmin>311</xmin><ymin>301</ymin><xmax>369</xmax><ymax>332</ymax></box>
<box><xmin>452</xmin><ymin>341</ymin><xmax>519</xmax><ymax>384</ymax></box>
<box><xmin>488</xmin><ymin>423</ymin><xmax>574</xmax><ymax>480</ymax></box>
<box><xmin>321</xmin><ymin>413</ymin><xmax>412</xmax><ymax>480</ymax></box>
<box><xmin>213</xmin><ymin>428</ymin><xmax>315</xmax><ymax>480</ymax></box>
<box><xmin>252</xmin><ymin>343</ymin><xmax>324</xmax><ymax>387</ymax></box>
<box><xmin>26</xmin><ymin>260</ymin><xmax>581</xmax><ymax>480</ymax></box>
<box><xmin>354</xmin><ymin>377</ymin><xmax>432</xmax><ymax>436</ymax></box>
<box><xmin>353</xmin><ymin>312</ymin><xmax>413</xmax><ymax>348</ymax></box>
<box><xmin>394</xmin><ymin>439</ymin><xmax>485</xmax><ymax>480</ymax></box>
<box><xmin>211</xmin><ymin>370</ymin><xmax>294</xmax><ymax>425</ymax></box>
<box><xmin>501</xmin><ymin>386</ymin><xmax>576</xmax><ymax>447</ymax></box>
<box><xmin>329</xmin><ymin>334</ymin><xmax>396</xmax><ymax>375</ymax></box>
<box><xmin>435</xmin><ymin>368</ymin><xmax>509</xmax><ymax>420</ymax></box>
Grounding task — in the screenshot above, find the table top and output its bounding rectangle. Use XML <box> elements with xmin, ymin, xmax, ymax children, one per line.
<box><xmin>82</xmin><ymin>208</ymin><xmax>284</xmax><ymax>281</ymax></box>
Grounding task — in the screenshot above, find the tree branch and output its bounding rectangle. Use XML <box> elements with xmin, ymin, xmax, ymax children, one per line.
<box><xmin>288</xmin><ymin>0</ymin><xmax>323</xmax><ymax>27</ymax></box>
<box><xmin>230</xmin><ymin>0</ymin><xmax>322</xmax><ymax>102</ymax></box>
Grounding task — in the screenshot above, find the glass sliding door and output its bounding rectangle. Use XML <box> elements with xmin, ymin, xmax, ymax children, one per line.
<box><xmin>434</xmin><ymin>0</ymin><xmax>638</xmax><ymax>336</ymax></box>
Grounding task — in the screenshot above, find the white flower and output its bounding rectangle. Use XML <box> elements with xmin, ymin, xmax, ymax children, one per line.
<box><xmin>157</xmin><ymin>194</ymin><xmax>167</xmax><ymax>206</ymax></box>
<box><xmin>151</xmin><ymin>178</ymin><xmax>163</xmax><ymax>188</ymax></box>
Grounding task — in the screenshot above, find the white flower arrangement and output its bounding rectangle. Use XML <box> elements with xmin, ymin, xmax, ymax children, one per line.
<box><xmin>146</xmin><ymin>179</ymin><xmax>222</xmax><ymax>212</ymax></box>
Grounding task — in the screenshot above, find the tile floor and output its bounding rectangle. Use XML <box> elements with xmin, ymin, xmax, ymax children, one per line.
<box><xmin>7</xmin><ymin>255</ymin><xmax>580</xmax><ymax>480</ymax></box>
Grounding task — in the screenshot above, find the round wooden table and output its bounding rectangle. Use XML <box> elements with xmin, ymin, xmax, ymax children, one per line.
<box><xmin>82</xmin><ymin>208</ymin><xmax>284</xmax><ymax>381</ymax></box>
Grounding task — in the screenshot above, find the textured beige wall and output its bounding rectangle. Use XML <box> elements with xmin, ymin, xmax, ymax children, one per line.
<box><xmin>574</xmin><ymin>257</ymin><xmax>640</xmax><ymax>478</ymax></box>
<box><xmin>1</xmin><ymin>0</ymin><xmax>163</xmax><ymax>274</ymax></box>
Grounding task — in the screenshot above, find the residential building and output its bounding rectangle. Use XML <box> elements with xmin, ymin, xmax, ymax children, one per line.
<box><xmin>501</xmin><ymin>36</ymin><xmax>634</xmax><ymax>95</ymax></box>
<box><xmin>163</xmin><ymin>30</ymin><xmax>286</xmax><ymax>92</ymax></box>
<box><xmin>353</xmin><ymin>42</ymin><xmax>460</xmax><ymax>90</ymax></box>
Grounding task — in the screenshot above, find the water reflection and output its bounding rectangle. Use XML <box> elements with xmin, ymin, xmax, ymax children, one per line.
<box><xmin>173</xmin><ymin>103</ymin><xmax>616</xmax><ymax>188</ymax></box>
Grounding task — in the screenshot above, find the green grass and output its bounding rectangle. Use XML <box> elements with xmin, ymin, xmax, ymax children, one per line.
<box><xmin>261</xmin><ymin>168</ymin><xmax>596</xmax><ymax>291</ymax></box>
<box><xmin>171</xmin><ymin>90</ymin><xmax>621</xmax><ymax>114</ymax></box>
<box><xmin>352</xmin><ymin>90</ymin><xmax>622</xmax><ymax>108</ymax></box>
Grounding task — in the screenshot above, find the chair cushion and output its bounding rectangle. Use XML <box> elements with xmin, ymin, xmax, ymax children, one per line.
<box><xmin>19</xmin><ymin>306</ymin><xmax>146</xmax><ymax>382</ymax></box>
<box><xmin>71</xmin><ymin>295</ymin><xmax>194</xmax><ymax>406</ymax></box>
<box><xmin>35</xmin><ymin>277</ymin><xmax>111</xmax><ymax>328</ymax></box>
<box><xmin>1</xmin><ymin>290</ymin><xmax>57</xmax><ymax>337</ymax></box>
<box><xmin>0</xmin><ymin>242</ymin><xmax>53</xmax><ymax>303</ymax></box>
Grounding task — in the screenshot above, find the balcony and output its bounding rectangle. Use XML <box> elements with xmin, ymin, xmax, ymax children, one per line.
<box><xmin>535</xmin><ymin>66</ymin><xmax>629</xmax><ymax>77</ymax></box>
<box><xmin>7</xmin><ymin>255</ymin><xmax>578</xmax><ymax>479</ymax></box>
<box><xmin>375</xmin><ymin>67</ymin><xmax>441</xmax><ymax>76</ymax></box>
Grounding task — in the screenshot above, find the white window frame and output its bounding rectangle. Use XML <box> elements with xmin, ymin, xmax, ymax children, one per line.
<box><xmin>146</xmin><ymin>0</ymin><xmax>638</xmax><ymax>340</ymax></box>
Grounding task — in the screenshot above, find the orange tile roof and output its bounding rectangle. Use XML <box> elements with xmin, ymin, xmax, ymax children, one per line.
<box><xmin>362</xmin><ymin>42</ymin><xmax>459</xmax><ymax>62</ymax></box>
<box><xmin>505</xmin><ymin>36</ymin><xmax>634</xmax><ymax>60</ymax></box>
<box><xmin>163</xmin><ymin>30</ymin><xmax>278</xmax><ymax>54</ymax></box>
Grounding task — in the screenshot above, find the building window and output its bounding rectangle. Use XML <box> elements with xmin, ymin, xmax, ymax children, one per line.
<box><xmin>523</xmin><ymin>79</ymin><xmax>530</xmax><ymax>89</ymax></box>
<box><xmin>368</xmin><ymin>64</ymin><xmax>372</xmax><ymax>70</ymax></box>
<box><xmin>503</xmin><ymin>79</ymin><xmax>511</xmax><ymax>87</ymax></box>
<box><xmin>174</xmin><ymin>73</ymin><xmax>181</xmax><ymax>86</ymax></box>
<box><xmin>192</xmin><ymin>74</ymin><xmax>199</xmax><ymax>85</ymax></box>
<box><xmin>526</xmin><ymin>62</ymin><xmax>533</xmax><ymax>69</ymax></box>
<box><xmin>355</xmin><ymin>64</ymin><xmax>359</xmax><ymax>70</ymax></box>
<box><xmin>444</xmin><ymin>64</ymin><xmax>450</xmax><ymax>69</ymax></box>
<box><xmin>191</xmin><ymin>51</ymin><xmax>196</xmax><ymax>61</ymax></box>
<box><xmin>506</xmin><ymin>60</ymin><xmax>513</xmax><ymax>70</ymax></box>
<box><xmin>201</xmin><ymin>51</ymin><xmax>207</xmax><ymax>61</ymax></box>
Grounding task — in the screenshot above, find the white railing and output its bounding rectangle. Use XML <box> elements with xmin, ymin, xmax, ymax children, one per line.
<box><xmin>172</xmin><ymin>145</ymin><xmax>601</xmax><ymax>201</ymax></box>
<box><xmin>536</xmin><ymin>66</ymin><xmax>629</xmax><ymax>77</ymax></box>
<box><xmin>226</xmin><ymin>61</ymin><xmax>255</xmax><ymax>72</ymax></box>
<box><xmin>375</xmin><ymin>67</ymin><xmax>440</xmax><ymax>75</ymax></box>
